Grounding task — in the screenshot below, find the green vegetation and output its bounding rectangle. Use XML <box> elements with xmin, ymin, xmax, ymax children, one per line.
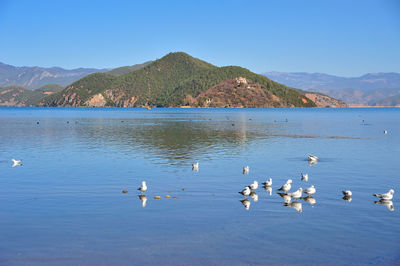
<box><xmin>0</xmin><ymin>86</ymin><xmax>43</xmax><ymax>106</ymax></box>
<box><xmin>43</xmin><ymin>73</ymin><xmax>117</xmax><ymax>106</ymax></box>
<box><xmin>34</xmin><ymin>84</ymin><xmax>64</xmax><ymax>93</ymax></box>
<box><xmin>41</xmin><ymin>52</ymin><xmax>316</xmax><ymax>107</ymax></box>
<box><xmin>107</xmin><ymin>61</ymin><xmax>153</xmax><ymax>76</ymax></box>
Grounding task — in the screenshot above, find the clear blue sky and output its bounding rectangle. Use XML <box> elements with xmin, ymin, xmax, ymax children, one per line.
<box><xmin>0</xmin><ymin>0</ymin><xmax>399</xmax><ymax>76</ymax></box>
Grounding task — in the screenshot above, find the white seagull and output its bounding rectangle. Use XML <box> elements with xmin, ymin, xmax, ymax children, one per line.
<box><xmin>243</xmin><ymin>166</ymin><xmax>250</xmax><ymax>174</ymax></box>
<box><xmin>373</xmin><ymin>189</ymin><xmax>394</xmax><ymax>200</ymax></box>
<box><xmin>288</xmin><ymin>188</ymin><xmax>303</xmax><ymax>200</ymax></box>
<box><xmin>239</xmin><ymin>186</ymin><xmax>251</xmax><ymax>197</ymax></box>
<box><xmin>342</xmin><ymin>190</ymin><xmax>352</xmax><ymax>197</ymax></box>
<box><xmin>262</xmin><ymin>178</ymin><xmax>272</xmax><ymax>187</ymax></box>
<box><xmin>278</xmin><ymin>179</ymin><xmax>293</xmax><ymax>193</ymax></box>
<box><xmin>249</xmin><ymin>181</ymin><xmax>259</xmax><ymax>190</ymax></box>
<box><xmin>138</xmin><ymin>181</ymin><xmax>147</xmax><ymax>193</ymax></box>
<box><xmin>304</xmin><ymin>185</ymin><xmax>316</xmax><ymax>196</ymax></box>
<box><xmin>11</xmin><ymin>159</ymin><xmax>22</xmax><ymax>167</ymax></box>
<box><xmin>308</xmin><ymin>154</ymin><xmax>318</xmax><ymax>162</ymax></box>
<box><xmin>301</xmin><ymin>173</ymin><xmax>308</xmax><ymax>182</ymax></box>
<box><xmin>192</xmin><ymin>162</ymin><xmax>199</xmax><ymax>171</ymax></box>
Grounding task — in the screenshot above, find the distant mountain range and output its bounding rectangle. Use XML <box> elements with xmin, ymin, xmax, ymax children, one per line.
<box><xmin>0</xmin><ymin>62</ymin><xmax>110</xmax><ymax>90</ymax></box>
<box><xmin>0</xmin><ymin>52</ymin><xmax>345</xmax><ymax>108</ymax></box>
<box><xmin>263</xmin><ymin>72</ymin><xmax>400</xmax><ymax>106</ymax></box>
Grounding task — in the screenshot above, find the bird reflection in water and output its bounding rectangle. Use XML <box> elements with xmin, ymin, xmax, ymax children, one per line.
<box><xmin>243</xmin><ymin>166</ymin><xmax>250</xmax><ymax>174</ymax></box>
<box><xmin>138</xmin><ymin>195</ymin><xmax>147</xmax><ymax>208</ymax></box>
<box><xmin>342</xmin><ymin>196</ymin><xmax>352</xmax><ymax>202</ymax></box>
<box><xmin>249</xmin><ymin>192</ymin><xmax>258</xmax><ymax>202</ymax></box>
<box><xmin>263</xmin><ymin>186</ymin><xmax>272</xmax><ymax>196</ymax></box>
<box><xmin>374</xmin><ymin>200</ymin><xmax>394</xmax><ymax>211</ymax></box>
<box><xmin>284</xmin><ymin>202</ymin><xmax>303</xmax><ymax>212</ymax></box>
<box><xmin>308</xmin><ymin>160</ymin><xmax>318</xmax><ymax>166</ymax></box>
<box><xmin>302</xmin><ymin>196</ymin><xmax>316</xmax><ymax>206</ymax></box>
<box><xmin>240</xmin><ymin>199</ymin><xmax>251</xmax><ymax>210</ymax></box>
<box><xmin>283</xmin><ymin>195</ymin><xmax>292</xmax><ymax>204</ymax></box>
<box><xmin>277</xmin><ymin>192</ymin><xmax>292</xmax><ymax>203</ymax></box>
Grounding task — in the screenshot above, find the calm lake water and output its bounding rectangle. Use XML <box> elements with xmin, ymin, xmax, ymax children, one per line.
<box><xmin>0</xmin><ymin>107</ymin><xmax>399</xmax><ymax>265</ymax></box>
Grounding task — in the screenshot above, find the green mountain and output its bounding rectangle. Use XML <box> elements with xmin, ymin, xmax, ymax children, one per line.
<box><xmin>0</xmin><ymin>84</ymin><xmax>66</xmax><ymax>106</ymax></box>
<box><xmin>107</xmin><ymin>61</ymin><xmax>153</xmax><ymax>76</ymax></box>
<box><xmin>34</xmin><ymin>84</ymin><xmax>64</xmax><ymax>93</ymax></box>
<box><xmin>41</xmin><ymin>52</ymin><xmax>317</xmax><ymax>107</ymax></box>
<box><xmin>0</xmin><ymin>86</ymin><xmax>43</xmax><ymax>106</ymax></box>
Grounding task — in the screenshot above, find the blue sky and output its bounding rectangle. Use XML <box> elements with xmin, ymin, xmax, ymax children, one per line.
<box><xmin>0</xmin><ymin>0</ymin><xmax>399</xmax><ymax>76</ymax></box>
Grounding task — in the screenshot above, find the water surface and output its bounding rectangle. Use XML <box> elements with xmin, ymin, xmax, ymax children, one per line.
<box><xmin>0</xmin><ymin>107</ymin><xmax>399</xmax><ymax>265</ymax></box>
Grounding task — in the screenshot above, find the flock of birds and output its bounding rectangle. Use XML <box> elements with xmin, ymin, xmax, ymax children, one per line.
<box><xmin>235</xmin><ymin>154</ymin><xmax>394</xmax><ymax>212</ymax></box>
<box><xmin>11</xmin><ymin>152</ymin><xmax>395</xmax><ymax>211</ymax></box>
<box><xmin>128</xmin><ymin>154</ymin><xmax>395</xmax><ymax>211</ymax></box>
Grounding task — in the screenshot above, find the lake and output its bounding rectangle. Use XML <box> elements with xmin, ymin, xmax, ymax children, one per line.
<box><xmin>0</xmin><ymin>107</ymin><xmax>399</xmax><ymax>265</ymax></box>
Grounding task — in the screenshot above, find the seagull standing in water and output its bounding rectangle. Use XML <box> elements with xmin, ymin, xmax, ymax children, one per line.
<box><xmin>304</xmin><ymin>185</ymin><xmax>316</xmax><ymax>197</ymax></box>
<box><xmin>373</xmin><ymin>189</ymin><xmax>394</xmax><ymax>200</ymax></box>
<box><xmin>11</xmin><ymin>159</ymin><xmax>22</xmax><ymax>167</ymax></box>
<box><xmin>288</xmin><ymin>188</ymin><xmax>303</xmax><ymax>200</ymax></box>
<box><xmin>262</xmin><ymin>178</ymin><xmax>272</xmax><ymax>187</ymax></box>
<box><xmin>278</xmin><ymin>179</ymin><xmax>292</xmax><ymax>193</ymax></box>
<box><xmin>342</xmin><ymin>190</ymin><xmax>352</xmax><ymax>197</ymax></box>
<box><xmin>308</xmin><ymin>154</ymin><xmax>318</xmax><ymax>162</ymax></box>
<box><xmin>239</xmin><ymin>186</ymin><xmax>251</xmax><ymax>197</ymax></box>
<box><xmin>249</xmin><ymin>181</ymin><xmax>259</xmax><ymax>190</ymax></box>
<box><xmin>243</xmin><ymin>166</ymin><xmax>250</xmax><ymax>174</ymax></box>
<box><xmin>138</xmin><ymin>181</ymin><xmax>147</xmax><ymax>193</ymax></box>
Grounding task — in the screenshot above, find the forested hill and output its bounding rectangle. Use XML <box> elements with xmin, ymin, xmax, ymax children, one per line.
<box><xmin>41</xmin><ymin>52</ymin><xmax>318</xmax><ymax>108</ymax></box>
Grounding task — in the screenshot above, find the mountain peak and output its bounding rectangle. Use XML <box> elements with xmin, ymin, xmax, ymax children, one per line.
<box><xmin>156</xmin><ymin>52</ymin><xmax>216</xmax><ymax>69</ymax></box>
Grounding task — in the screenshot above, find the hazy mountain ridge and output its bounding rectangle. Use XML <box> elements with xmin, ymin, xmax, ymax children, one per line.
<box><xmin>0</xmin><ymin>62</ymin><xmax>109</xmax><ymax>90</ymax></box>
<box><xmin>370</xmin><ymin>93</ymin><xmax>400</xmax><ymax>106</ymax></box>
<box><xmin>264</xmin><ymin>71</ymin><xmax>400</xmax><ymax>106</ymax></box>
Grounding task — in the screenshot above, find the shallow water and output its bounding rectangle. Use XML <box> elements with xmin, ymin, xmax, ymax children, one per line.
<box><xmin>0</xmin><ymin>107</ymin><xmax>399</xmax><ymax>265</ymax></box>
